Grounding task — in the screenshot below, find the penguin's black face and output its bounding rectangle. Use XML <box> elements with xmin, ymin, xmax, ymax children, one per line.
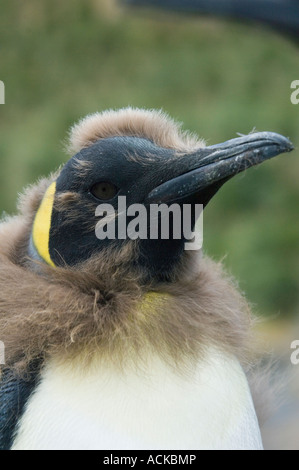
<box><xmin>49</xmin><ymin>136</ymin><xmax>198</xmax><ymax>274</ymax></box>
<box><xmin>30</xmin><ymin>133</ymin><xmax>293</xmax><ymax>281</ymax></box>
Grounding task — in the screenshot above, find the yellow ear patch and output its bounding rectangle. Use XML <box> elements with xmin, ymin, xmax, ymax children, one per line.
<box><xmin>32</xmin><ymin>182</ymin><xmax>56</xmax><ymax>267</ymax></box>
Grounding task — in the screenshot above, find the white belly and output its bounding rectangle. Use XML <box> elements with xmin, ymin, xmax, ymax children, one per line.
<box><xmin>12</xmin><ymin>349</ymin><xmax>263</xmax><ymax>450</ymax></box>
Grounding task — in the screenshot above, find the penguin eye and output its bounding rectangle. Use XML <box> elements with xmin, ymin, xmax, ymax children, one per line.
<box><xmin>90</xmin><ymin>182</ymin><xmax>119</xmax><ymax>201</ymax></box>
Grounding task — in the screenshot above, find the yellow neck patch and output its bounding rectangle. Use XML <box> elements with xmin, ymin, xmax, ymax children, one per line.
<box><xmin>140</xmin><ymin>292</ymin><xmax>171</xmax><ymax>317</ymax></box>
<box><xmin>32</xmin><ymin>182</ymin><xmax>56</xmax><ymax>267</ymax></box>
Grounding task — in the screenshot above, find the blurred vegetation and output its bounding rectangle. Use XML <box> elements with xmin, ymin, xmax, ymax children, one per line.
<box><xmin>0</xmin><ymin>0</ymin><xmax>298</xmax><ymax>317</ymax></box>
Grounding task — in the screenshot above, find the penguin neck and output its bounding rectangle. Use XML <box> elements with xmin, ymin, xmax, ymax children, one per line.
<box><xmin>1</xmin><ymin>242</ymin><xmax>252</xmax><ymax>376</ymax></box>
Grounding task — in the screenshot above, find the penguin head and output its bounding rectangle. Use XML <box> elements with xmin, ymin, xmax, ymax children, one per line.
<box><xmin>29</xmin><ymin>108</ymin><xmax>293</xmax><ymax>282</ymax></box>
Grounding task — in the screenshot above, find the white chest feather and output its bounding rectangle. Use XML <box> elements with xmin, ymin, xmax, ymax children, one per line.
<box><xmin>12</xmin><ymin>349</ymin><xmax>263</xmax><ymax>450</ymax></box>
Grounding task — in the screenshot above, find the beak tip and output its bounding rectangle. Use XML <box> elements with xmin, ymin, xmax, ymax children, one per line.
<box><xmin>276</xmin><ymin>135</ymin><xmax>294</xmax><ymax>153</ymax></box>
<box><xmin>286</xmin><ymin>140</ymin><xmax>295</xmax><ymax>153</ymax></box>
<box><xmin>267</xmin><ymin>132</ymin><xmax>295</xmax><ymax>153</ymax></box>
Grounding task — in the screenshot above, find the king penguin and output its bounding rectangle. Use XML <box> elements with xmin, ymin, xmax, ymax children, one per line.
<box><xmin>0</xmin><ymin>108</ymin><xmax>293</xmax><ymax>450</ymax></box>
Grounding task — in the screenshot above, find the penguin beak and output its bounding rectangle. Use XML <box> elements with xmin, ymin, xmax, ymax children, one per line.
<box><xmin>147</xmin><ymin>132</ymin><xmax>294</xmax><ymax>206</ymax></box>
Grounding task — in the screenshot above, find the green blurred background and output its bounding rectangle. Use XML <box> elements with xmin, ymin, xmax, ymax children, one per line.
<box><xmin>0</xmin><ymin>0</ymin><xmax>299</xmax><ymax>320</ymax></box>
